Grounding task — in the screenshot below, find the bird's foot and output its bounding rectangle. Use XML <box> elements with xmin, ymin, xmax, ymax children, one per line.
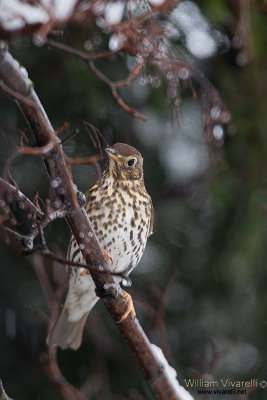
<box><xmin>116</xmin><ymin>290</ymin><xmax>136</xmax><ymax>324</ymax></box>
<box><xmin>80</xmin><ymin>267</ymin><xmax>89</xmax><ymax>277</ymax></box>
<box><xmin>104</xmin><ymin>249</ymin><xmax>113</xmax><ymax>264</ymax></box>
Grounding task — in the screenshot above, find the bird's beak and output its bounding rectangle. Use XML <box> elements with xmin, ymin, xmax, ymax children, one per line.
<box><xmin>105</xmin><ymin>148</ymin><xmax>123</xmax><ymax>164</ymax></box>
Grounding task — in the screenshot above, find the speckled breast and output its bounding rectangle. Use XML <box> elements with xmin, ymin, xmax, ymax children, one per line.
<box><xmin>84</xmin><ymin>182</ymin><xmax>151</xmax><ymax>275</ymax></box>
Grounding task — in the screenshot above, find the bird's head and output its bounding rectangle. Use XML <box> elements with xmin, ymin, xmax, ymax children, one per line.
<box><xmin>104</xmin><ymin>143</ymin><xmax>143</xmax><ymax>182</ymax></box>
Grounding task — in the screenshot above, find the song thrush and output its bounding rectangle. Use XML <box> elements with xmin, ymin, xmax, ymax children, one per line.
<box><xmin>47</xmin><ymin>143</ymin><xmax>153</xmax><ymax>349</ymax></box>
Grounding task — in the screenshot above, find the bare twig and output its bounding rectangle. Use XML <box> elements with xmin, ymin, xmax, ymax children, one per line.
<box><xmin>46</xmin><ymin>39</ymin><xmax>146</xmax><ymax>121</ymax></box>
<box><xmin>88</xmin><ymin>60</ymin><xmax>146</xmax><ymax>121</ymax></box>
<box><xmin>79</xmin><ymin>120</ymin><xmax>110</xmax><ymax>148</ymax></box>
<box><xmin>0</xmin><ymin>79</ymin><xmax>37</xmax><ymax>108</ymax></box>
<box><xmin>0</xmin><ymin>177</ymin><xmax>44</xmax><ymax>218</ymax></box>
<box><xmin>41</xmin><ymin>347</ymin><xmax>87</xmax><ymax>400</ymax></box>
<box><xmin>46</xmin><ymin>39</ymin><xmax>120</xmax><ymax>61</ymax></box>
<box><xmin>4</xmin><ymin>208</ymin><xmax>67</xmax><ymax>251</ymax></box>
<box><xmin>0</xmin><ymin>127</ymin><xmax>10</xmax><ymax>158</ymax></box>
<box><xmin>17</xmin><ymin>140</ymin><xmax>57</xmax><ymax>156</ymax></box>
<box><xmin>55</xmin><ymin>121</ymin><xmax>70</xmax><ymax>136</ymax></box>
<box><xmin>31</xmin><ymin>252</ymin><xmax>55</xmax><ymax>309</ymax></box>
<box><xmin>65</xmin><ymin>154</ymin><xmax>100</xmax><ymax>166</ymax></box>
<box><xmin>60</xmin><ymin>129</ymin><xmax>79</xmax><ymax>145</ymax></box>
<box><xmin>115</xmin><ymin>58</ymin><xmax>145</xmax><ymax>88</ymax></box>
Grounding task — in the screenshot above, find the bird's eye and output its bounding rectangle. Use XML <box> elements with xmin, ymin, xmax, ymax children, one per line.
<box><xmin>127</xmin><ymin>158</ymin><xmax>136</xmax><ymax>167</ymax></box>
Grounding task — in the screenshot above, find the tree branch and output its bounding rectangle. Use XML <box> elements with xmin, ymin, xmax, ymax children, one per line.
<box><xmin>0</xmin><ymin>177</ymin><xmax>44</xmax><ymax>219</ymax></box>
<box><xmin>0</xmin><ymin>46</ymin><xmax>193</xmax><ymax>400</ymax></box>
<box><xmin>46</xmin><ymin>39</ymin><xmax>146</xmax><ymax>122</ymax></box>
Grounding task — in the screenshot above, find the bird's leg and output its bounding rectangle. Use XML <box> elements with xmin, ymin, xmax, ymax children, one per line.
<box><xmin>80</xmin><ymin>268</ymin><xmax>89</xmax><ymax>277</ymax></box>
<box><xmin>116</xmin><ymin>290</ymin><xmax>136</xmax><ymax>324</ymax></box>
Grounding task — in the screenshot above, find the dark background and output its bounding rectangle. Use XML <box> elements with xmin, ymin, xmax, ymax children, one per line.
<box><xmin>0</xmin><ymin>1</ymin><xmax>267</xmax><ymax>399</ymax></box>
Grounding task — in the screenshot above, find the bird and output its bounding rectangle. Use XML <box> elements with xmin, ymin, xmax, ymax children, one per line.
<box><xmin>46</xmin><ymin>143</ymin><xmax>153</xmax><ymax>350</ymax></box>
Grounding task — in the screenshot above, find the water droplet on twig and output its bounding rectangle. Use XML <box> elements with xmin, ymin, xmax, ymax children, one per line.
<box><xmin>51</xmin><ymin>177</ymin><xmax>61</xmax><ymax>188</ymax></box>
<box><xmin>213</xmin><ymin>125</ymin><xmax>224</xmax><ymax>140</ymax></box>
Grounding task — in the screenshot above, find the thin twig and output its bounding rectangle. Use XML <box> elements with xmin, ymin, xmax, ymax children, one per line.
<box><xmin>45</xmin><ymin>39</ymin><xmax>146</xmax><ymax>121</ymax></box>
<box><xmin>80</xmin><ymin>120</ymin><xmax>110</xmax><ymax>148</ymax></box>
<box><xmin>65</xmin><ymin>154</ymin><xmax>100</xmax><ymax>166</ymax></box>
<box><xmin>0</xmin><ymin>177</ymin><xmax>44</xmax><ymax>218</ymax></box>
<box><xmin>0</xmin><ymin>79</ymin><xmax>37</xmax><ymax>108</ymax></box>
<box><xmin>17</xmin><ymin>139</ymin><xmax>57</xmax><ymax>156</ymax></box>
<box><xmin>55</xmin><ymin>121</ymin><xmax>70</xmax><ymax>136</ymax></box>
<box><xmin>115</xmin><ymin>58</ymin><xmax>145</xmax><ymax>87</ymax></box>
<box><xmin>46</xmin><ymin>38</ymin><xmax>120</xmax><ymax>61</ymax></box>
<box><xmin>4</xmin><ymin>208</ymin><xmax>66</xmax><ymax>250</ymax></box>
<box><xmin>0</xmin><ymin>127</ymin><xmax>10</xmax><ymax>159</ymax></box>
<box><xmin>41</xmin><ymin>347</ymin><xmax>87</xmax><ymax>400</ymax></box>
<box><xmin>60</xmin><ymin>128</ymin><xmax>79</xmax><ymax>145</ymax></box>
<box><xmin>88</xmin><ymin>60</ymin><xmax>146</xmax><ymax>121</ymax></box>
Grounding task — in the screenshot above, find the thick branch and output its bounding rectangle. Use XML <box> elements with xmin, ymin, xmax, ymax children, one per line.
<box><xmin>0</xmin><ymin>46</ymin><xmax>192</xmax><ymax>400</ymax></box>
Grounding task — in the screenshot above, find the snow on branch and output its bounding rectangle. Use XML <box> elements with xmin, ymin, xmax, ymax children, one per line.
<box><xmin>0</xmin><ymin>0</ymin><xmax>78</xmax><ymax>39</ymax></box>
<box><xmin>151</xmin><ymin>344</ymin><xmax>195</xmax><ymax>400</ymax></box>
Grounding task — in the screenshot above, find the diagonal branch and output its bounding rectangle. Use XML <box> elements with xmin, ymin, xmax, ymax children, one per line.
<box><xmin>46</xmin><ymin>39</ymin><xmax>120</xmax><ymax>61</ymax></box>
<box><xmin>0</xmin><ymin>177</ymin><xmax>44</xmax><ymax>219</ymax></box>
<box><xmin>46</xmin><ymin>39</ymin><xmax>146</xmax><ymax>122</ymax></box>
<box><xmin>0</xmin><ymin>46</ymin><xmax>193</xmax><ymax>400</ymax></box>
<box><xmin>0</xmin><ymin>79</ymin><xmax>37</xmax><ymax>108</ymax></box>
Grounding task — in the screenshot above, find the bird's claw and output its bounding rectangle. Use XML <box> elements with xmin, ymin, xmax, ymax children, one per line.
<box><xmin>104</xmin><ymin>249</ymin><xmax>113</xmax><ymax>264</ymax></box>
<box><xmin>80</xmin><ymin>268</ymin><xmax>89</xmax><ymax>276</ymax></box>
<box><xmin>116</xmin><ymin>290</ymin><xmax>136</xmax><ymax>324</ymax></box>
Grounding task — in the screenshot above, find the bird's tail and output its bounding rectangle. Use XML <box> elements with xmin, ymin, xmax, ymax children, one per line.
<box><xmin>46</xmin><ymin>305</ymin><xmax>90</xmax><ymax>350</ymax></box>
<box><xmin>46</xmin><ymin>267</ymin><xmax>99</xmax><ymax>350</ymax></box>
<box><xmin>46</xmin><ymin>288</ymin><xmax>98</xmax><ymax>350</ymax></box>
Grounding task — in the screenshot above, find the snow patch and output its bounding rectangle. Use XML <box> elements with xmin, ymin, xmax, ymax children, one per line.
<box><xmin>0</xmin><ymin>0</ymin><xmax>78</xmax><ymax>31</ymax></box>
<box><xmin>170</xmin><ymin>1</ymin><xmax>218</xmax><ymax>59</ymax></box>
<box><xmin>52</xmin><ymin>0</ymin><xmax>78</xmax><ymax>20</ymax></box>
<box><xmin>104</xmin><ymin>1</ymin><xmax>124</xmax><ymax>25</ymax></box>
<box><xmin>0</xmin><ymin>0</ymin><xmax>49</xmax><ymax>30</ymax></box>
<box><xmin>151</xmin><ymin>344</ymin><xmax>195</xmax><ymax>400</ymax></box>
<box><xmin>186</xmin><ymin>29</ymin><xmax>216</xmax><ymax>59</ymax></box>
<box><xmin>148</xmin><ymin>0</ymin><xmax>166</xmax><ymax>5</ymax></box>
